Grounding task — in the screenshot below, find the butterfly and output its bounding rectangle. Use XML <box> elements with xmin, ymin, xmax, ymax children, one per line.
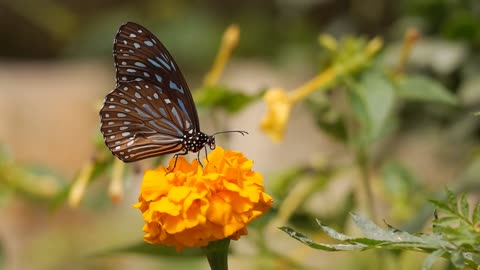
<box><xmin>99</xmin><ymin>22</ymin><xmax>246</xmax><ymax>164</ymax></box>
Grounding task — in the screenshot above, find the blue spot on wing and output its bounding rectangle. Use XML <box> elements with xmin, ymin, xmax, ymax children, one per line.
<box><xmin>135</xmin><ymin>62</ymin><xmax>146</xmax><ymax>68</ymax></box>
<box><xmin>169</xmin><ymin>81</ymin><xmax>184</xmax><ymax>93</ymax></box>
<box><xmin>135</xmin><ymin>108</ymin><xmax>151</xmax><ymax>119</ymax></box>
<box><xmin>177</xmin><ymin>98</ymin><xmax>191</xmax><ymax>122</ymax></box>
<box><xmin>144</xmin><ymin>40</ymin><xmax>154</xmax><ymax>47</ymax></box>
<box><xmin>171</xmin><ymin>107</ymin><xmax>183</xmax><ymax>128</ymax></box>
<box><xmin>147</xmin><ymin>58</ymin><xmax>161</xmax><ymax>68</ymax></box>
<box><xmin>156</xmin><ymin>57</ymin><xmax>172</xmax><ymax>71</ymax></box>
<box><xmin>161</xmin><ymin>119</ymin><xmax>183</xmax><ymax>135</ymax></box>
<box><xmin>159</xmin><ymin>107</ymin><xmax>167</xmax><ymax>117</ymax></box>
<box><xmin>148</xmin><ymin>120</ymin><xmax>173</xmax><ymax>134</ymax></box>
<box><xmin>142</xmin><ymin>104</ymin><xmax>160</xmax><ymax>118</ymax></box>
<box><xmin>155</xmin><ymin>74</ymin><xmax>162</xmax><ymax>82</ymax></box>
<box><xmin>153</xmin><ymin>85</ymin><xmax>163</xmax><ymax>93</ymax></box>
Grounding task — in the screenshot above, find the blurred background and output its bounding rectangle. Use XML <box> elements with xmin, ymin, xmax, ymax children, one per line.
<box><xmin>0</xmin><ymin>0</ymin><xmax>479</xmax><ymax>269</ymax></box>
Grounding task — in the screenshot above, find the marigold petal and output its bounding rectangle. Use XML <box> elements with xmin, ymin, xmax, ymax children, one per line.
<box><xmin>168</xmin><ymin>186</ymin><xmax>190</xmax><ymax>202</ymax></box>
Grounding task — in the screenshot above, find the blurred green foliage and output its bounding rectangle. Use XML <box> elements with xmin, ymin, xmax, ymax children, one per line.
<box><xmin>1</xmin><ymin>0</ymin><xmax>480</xmax><ymax>269</ymax></box>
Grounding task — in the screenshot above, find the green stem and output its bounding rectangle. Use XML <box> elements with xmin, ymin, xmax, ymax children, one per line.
<box><xmin>201</xmin><ymin>238</ymin><xmax>230</xmax><ymax>270</ymax></box>
<box><xmin>357</xmin><ymin>148</ymin><xmax>376</xmax><ymax>222</ymax></box>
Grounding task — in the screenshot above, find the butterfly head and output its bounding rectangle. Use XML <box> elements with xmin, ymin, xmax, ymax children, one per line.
<box><xmin>207</xmin><ymin>135</ymin><xmax>216</xmax><ymax>150</ymax></box>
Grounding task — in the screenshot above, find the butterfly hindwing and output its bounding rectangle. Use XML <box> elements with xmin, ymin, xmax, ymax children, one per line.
<box><xmin>100</xmin><ymin>80</ymin><xmax>193</xmax><ymax>162</ymax></box>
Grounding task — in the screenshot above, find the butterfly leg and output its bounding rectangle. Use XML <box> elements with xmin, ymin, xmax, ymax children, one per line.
<box><xmin>197</xmin><ymin>151</ymin><xmax>203</xmax><ymax>167</ymax></box>
<box><xmin>166</xmin><ymin>149</ymin><xmax>188</xmax><ymax>174</ymax></box>
<box><xmin>204</xmin><ymin>146</ymin><xmax>209</xmax><ymax>163</ymax></box>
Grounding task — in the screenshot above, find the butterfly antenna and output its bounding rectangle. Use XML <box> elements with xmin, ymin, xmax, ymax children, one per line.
<box><xmin>211</xmin><ymin>130</ymin><xmax>249</xmax><ymax>136</ymax></box>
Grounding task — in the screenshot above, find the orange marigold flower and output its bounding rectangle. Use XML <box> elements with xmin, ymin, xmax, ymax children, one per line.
<box><xmin>133</xmin><ymin>147</ymin><xmax>273</xmax><ymax>251</ymax></box>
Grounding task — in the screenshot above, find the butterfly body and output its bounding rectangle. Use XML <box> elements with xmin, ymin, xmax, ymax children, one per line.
<box><xmin>100</xmin><ymin>22</ymin><xmax>218</xmax><ymax>163</ymax></box>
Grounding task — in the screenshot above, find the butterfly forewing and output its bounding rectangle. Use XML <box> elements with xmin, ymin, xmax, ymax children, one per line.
<box><xmin>113</xmin><ymin>22</ymin><xmax>200</xmax><ymax>130</ymax></box>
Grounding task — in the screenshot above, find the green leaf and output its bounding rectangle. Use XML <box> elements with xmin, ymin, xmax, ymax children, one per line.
<box><xmin>195</xmin><ymin>85</ymin><xmax>264</xmax><ymax>113</ymax></box>
<box><xmin>422</xmin><ymin>249</ymin><xmax>445</xmax><ymax>270</ymax></box>
<box><xmin>397</xmin><ymin>75</ymin><xmax>457</xmax><ymax>105</ymax></box>
<box><xmin>304</xmin><ymin>97</ymin><xmax>348</xmax><ymax>142</ymax></box>
<box><xmin>347</xmin><ymin>72</ymin><xmax>396</xmax><ymax>144</ymax></box>
<box><xmin>382</xmin><ymin>161</ymin><xmax>418</xmax><ymax>198</ymax></box>
<box><xmin>472</xmin><ymin>204</ymin><xmax>480</xmax><ymax>225</ymax></box>
<box><xmin>446</xmin><ymin>189</ymin><xmax>457</xmax><ymax>211</ymax></box>
<box><xmin>279</xmin><ymin>227</ymin><xmax>367</xmax><ymax>251</ymax></box>
<box><xmin>316</xmin><ymin>220</ymin><xmax>353</xmax><ymax>241</ymax></box>
<box><xmin>434</xmin><ymin>216</ymin><xmax>460</xmax><ymax>227</ymax></box>
<box><xmin>450</xmin><ymin>250</ymin><xmax>465</xmax><ymax>268</ymax></box>
<box><xmin>282</xmin><ymin>208</ymin><xmax>479</xmax><ymax>269</ymax></box>
<box><xmin>429</xmin><ymin>199</ymin><xmax>454</xmax><ymax>214</ymax></box>
<box><xmin>350</xmin><ymin>213</ymin><xmax>424</xmax><ymax>243</ymax></box>
<box><xmin>459</xmin><ymin>193</ymin><xmax>470</xmax><ymax>219</ymax></box>
<box><xmin>93</xmin><ymin>241</ymin><xmax>204</xmax><ymax>257</ymax></box>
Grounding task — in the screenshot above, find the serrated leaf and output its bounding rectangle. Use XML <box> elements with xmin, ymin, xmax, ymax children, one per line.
<box><xmin>350</xmin><ymin>213</ymin><xmax>423</xmax><ymax>242</ymax></box>
<box><xmin>429</xmin><ymin>199</ymin><xmax>454</xmax><ymax>214</ymax></box>
<box><xmin>316</xmin><ymin>220</ymin><xmax>352</xmax><ymax>241</ymax></box>
<box><xmin>450</xmin><ymin>250</ymin><xmax>465</xmax><ymax>268</ymax></box>
<box><xmin>397</xmin><ymin>75</ymin><xmax>457</xmax><ymax>105</ymax></box>
<box><xmin>279</xmin><ymin>227</ymin><xmax>367</xmax><ymax>251</ymax></box>
<box><xmin>469</xmin><ymin>253</ymin><xmax>480</xmax><ymax>264</ymax></box>
<box><xmin>422</xmin><ymin>249</ymin><xmax>445</xmax><ymax>270</ymax></box>
<box><xmin>472</xmin><ymin>204</ymin><xmax>480</xmax><ymax>225</ymax></box>
<box><xmin>459</xmin><ymin>193</ymin><xmax>470</xmax><ymax>219</ymax></box>
<box><xmin>433</xmin><ymin>216</ymin><xmax>460</xmax><ymax>227</ymax></box>
<box><xmin>445</xmin><ymin>189</ymin><xmax>458</xmax><ymax>211</ymax></box>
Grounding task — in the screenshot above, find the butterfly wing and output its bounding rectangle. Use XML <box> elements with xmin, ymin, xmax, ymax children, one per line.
<box><xmin>100</xmin><ymin>22</ymin><xmax>199</xmax><ymax>162</ymax></box>
<box><xmin>100</xmin><ymin>80</ymin><xmax>195</xmax><ymax>162</ymax></box>
<box><xmin>113</xmin><ymin>22</ymin><xmax>199</xmax><ymax>131</ymax></box>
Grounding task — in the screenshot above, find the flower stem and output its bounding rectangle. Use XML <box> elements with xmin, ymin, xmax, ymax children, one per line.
<box><xmin>394</xmin><ymin>28</ymin><xmax>420</xmax><ymax>77</ymax></box>
<box><xmin>109</xmin><ymin>158</ymin><xmax>125</xmax><ymax>203</ymax></box>
<box><xmin>356</xmin><ymin>148</ymin><xmax>376</xmax><ymax>222</ymax></box>
<box><xmin>201</xmin><ymin>238</ymin><xmax>230</xmax><ymax>270</ymax></box>
<box><xmin>68</xmin><ymin>161</ymin><xmax>94</xmax><ymax>208</ymax></box>
<box><xmin>204</xmin><ymin>24</ymin><xmax>239</xmax><ymax>86</ymax></box>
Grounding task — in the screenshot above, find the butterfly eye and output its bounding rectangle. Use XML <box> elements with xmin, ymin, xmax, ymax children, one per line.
<box><xmin>209</xmin><ymin>138</ymin><xmax>216</xmax><ymax>150</ymax></box>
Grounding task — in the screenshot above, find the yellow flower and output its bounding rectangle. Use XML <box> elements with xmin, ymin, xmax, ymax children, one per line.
<box><xmin>259</xmin><ymin>36</ymin><xmax>383</xmax><ymax>143</ymax></box>
<box><xmin>260</xmin><ymin>88</ymin><xmax>293</xmax><ymax>143</ymax></box>
<box><xmin>133</xmin><ymin>147</ymin><xmax>273</xmax><ymax>251</ymax></box>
